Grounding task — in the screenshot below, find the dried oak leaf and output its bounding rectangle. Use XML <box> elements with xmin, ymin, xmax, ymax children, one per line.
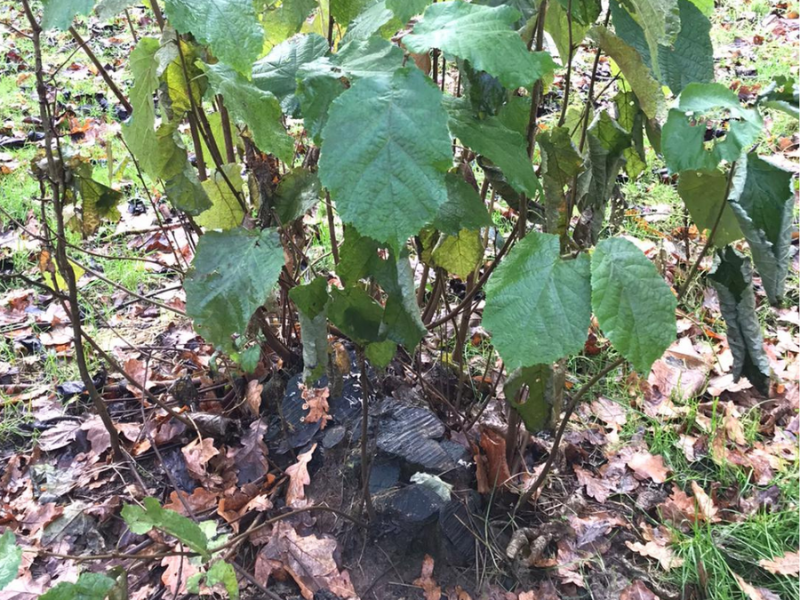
<box><xmin>691</xmin><ymin>481</ymin><xmax>720</xmax><ymax>523</ymax></box>
<box><xmin>246</xmin><ymin>379</ymin><xmax>263</xmax><ymax>417</ymax></box>
<box><xmin>255</xmin><ymin>521</ymin><xmax>357</xmax><ymax>600</ymax></box>
<box><xmin>625</xmin><ymin>540</ymin><xmax>683</xmax><ymax>571</ymax></box>
<box><xmin>620</xmin><ymin>580</ymin><xmax>659</xmax><ymax>600</ymax></box>
<box><xmin>723</xmin><ymin>401</ymin><xmax>747</xmax><ymax>446</ymax></box>
<box><xmin>573</xmin><ymin>465</ymin><xmax>615</xmax><ymax>503</ymax></box>
<box><xmin>301</xmin><ymin>385</ymin><xmax>332</xmax><ymax>430</ymax></box>
<box><xmin>181</xmin><ymin>437</ymin><xmax>219</xmax><ymax>482</ymax></box>
<box><xmin>479</xmin><ymin>427</ymin><xmax>512</xmax><ymax>488</ymax></box>
<box><xmin>161</xmin><ymin>553</ymin><xmax>201</xmax><ymax>596</ymax></box>
<box><xmin>733</xmin><ymin>573</ymin><xmax>782</xmax><ymax>600</ymax></box>
<box><xmin>285</xmin><ymin>443</ymin><xmax>316</xmax><ymax>507</ymax></box>
<box><xmin>163</xmin><ymin>488</ymin><xmax>218</xmax><ymax>516</ymax></box>
<box><xmin>414</xmin><ymin>554</ymin><xmax>442</xmax><ymax>600</ymax></box>
<box><xmin>758</xmin><ymin>551</ymin><xmax>800</xmax><ymax>576</ymax></box>
<box><xmin>626</xmin><ymin>451</ymin><xmax>670</xmax><ymax>483</ymax></box>
<box><xmin>231</xmin><ymin>419</ymin><xmax>269</xmax><ymax>485</ymax></box>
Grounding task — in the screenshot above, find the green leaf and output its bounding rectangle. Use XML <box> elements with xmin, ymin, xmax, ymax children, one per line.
<box><xmin>206</xmin><ymin>561</ymin><xmax>239</xmax><ymax>600</ymax></box>
<box><xmin>614</xmin><ymin>0</ymin><xmax>680</xmax><ymax>80</ymax></box>
<box><xmin>331</xmin><ymin>0</ymin><xmax>372</xmax><ymax>25</ymax></box>
<box><xmin>708</xmin><ymin>248</ymin><xmax>771</xmax><ymax>396</ymax></box>
<box><xmin>41</xmin><ymin>0</ymin><xmax>94</xmax><ymax>30</ymax></box>
<box><xmin>334</xmin><ymin>35</ymin><xmax>405</xmax><ymax>76</ymax></box>
<box><xmin>164</xmin><ymin>165</ymin><xmax>213</xmax><ymax>215</ymax></box>
<box><xmin>611</xmin><ymin>0</ymin><xmax>713</xmax><ymax>94</ymax></box>
<box><xmin>365</xmin><ymin>339</ymin><xmax>397</xmax><ymax>368</ymax></box>
<box><xmin>686</xmin><ymin>0</ymin><xmax>713</xmax><ymax>15</ymax></box>
<box><xmin>95</xmin><ymin>0</ymin><xmax>136</xmax><ymax>20</ymax></box>
<box><xmin>431</xmin><ymin>229</ymin><xmax>484</xmax><ymax>279</ymax></box>
<box><xmin>591</xmin><ymin>237</ymin><xmax>677</xmax><ymax>374</ymax></box>
<box><xmin>206</xmin><ymin>63</ymin><xmax>294</xmax><ymax>163</ymax></box>
<box><xmin>545</xmin><ymin>0</ymin><xmax>590</xmax><ymax>64</ymax></box>
<box><xmin>676</xmin><ymin>169</ymin><xmax>743</xmax><ymax>246</ymax></box>
<box><xmin>0</xmin><ymin>531</ymin><xmax>21</xmax><ymax>590</ymax></box>
<box><xmin>273</xmin><ymin>168</ymin><xmax>321</xmax><ymax>223</ymax></box>
<box><xmin>253</xmin><ymin>34</ymin><xmax>330</xmax><ymax>117</ymax></box>
<box><xmin>341</xmin><ymin>0</ymin><xmax>399</xmax><ymax>43</ymax></box>
<box><xmin>261</xmin><ymin>0</ymin><xmax>318</xmax><ymax>48</ymax></box>
<box><xmin>434</xmin><ymin>173</ymin><xmax>493</xmax><ymax>236</ymax></box>
<box><xmin>195</xmin><ymin>164</ymin><xmax>245</xmax><ymax>231</ymax></box>
<box><xmin>504</xmin><ymin>364</ymin><xmax>560</xmax><ymax>433</ymax></box>
<box><xmin>185</xmin><ymin>228</ymin><xmax>284</xmax><ymax>353</ymax></box>
<box><xmin>163</xmin><ymin>0</ymin><xmax>263</xmax><ymax>75</ymax></box>
<box><xmin>557</xmin><ymin>0</ymin><xmax>601</xmax><ymax>25</ymax></box>
<box><xmin>161</xmin><ymin>38</ymin><xmax>206</xmax><ymax>119</ymax></box>
<box><xmin>386</xmin><ymin>0</ymin><xmax>433</xmax><ymax>22</ymax></box>
<box><xmin>122</xmin><ymin>497</ymin><xmax>209</xmax><ymax>557</ymax></box>
<box><xmin>728</xmin><ymin>154</ymin><xmax>794</xmax><ymax>305</ymax></box>
<box><xmin>483</xmin><ymin>232</ymin><xmax>592</xmax><ymax>369</ymax></box>
<box><xmin>328</xmin><ymin>286</ymin><xmax>384</xmax><ymax>345</ymax></box>
<box><xmin>461</xmin><ymin>60</ymin><xmax>507</xmax><ymax>117</ymax></box>
<box><xmin>758</xmin><ymin>76</ymin><xmax>799</xmax><ymax>119</ymax></box>
<box><xmin>445</xmin><ymin>97</ymin><xmax>541</xmax><ymax>198</ymax></box>
<box><xmin>588</xmin><ymin>25</ymin><xmax>663</xmax><ymax>119</ymax></box>
<box><xmin>662</xmin><ymin>83</ymin><xmax>762</xmax><ymax>173</ymax></box>
<box><xmin>122</xmin><ymin>37</ymin><xmax>162</xmax><ymax>178</ymax></box>
<box><xmin>70</xmin><ymin>163</ymin><xmax>123</xmax><ymax>236</ymax></box>
<box><xmin>538</xmin><ymin>126</ymin><xmax>584</xmax><ymax>236</ymax></box>
<box><xmin>38</xmin><ymin>573</ymin><xmax>116</xmax><ymax>600</ymax></box>
<box><xmin>319</xmin><ymin>67</ymin><xmax>452</xmax><ymax>249</ymax></box>
<box><xmin>404</xmin><ymin>1</ymin><xmax>558</xmax><ymax>90</ymax></box>
<box><xmin>290</xmin><ymin>277</ymin><xmax>330</xmax><ymax>382</ymax></box>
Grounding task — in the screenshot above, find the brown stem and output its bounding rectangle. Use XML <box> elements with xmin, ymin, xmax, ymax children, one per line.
<box><xmin>216</xmin><ymin>95</ymin><xmax>236</xmax><ymax>163</ymax></box>
<box><xmin>358</xmin><ymin>347</ymin><xmax>376</xmax><ymax>521</ymax></box>
<box><xmin>69</xmin><ymin>27</ymin><xmax>133</xmax><ymax>114</ymax></box>
<box><xmin>325</xmin><ymin>192</ymin><xmax>340</xmax><ymax>264</ymax></box>
<box><xmin>150</xmin><ymin>0</ymin><xmax>166</xmax><ymax>29</ymax></box>
<box><xmin>187</xmin><ymin>114</ymin><xmax>208</xmax><ymax>181</ymax></box>
<box><xmin>124</xmin><ymin>9</ymin><xmax>139</xmax><ymax>44</ymax></box>
<box><xmin>556</xmin><ymin>0</ymin><xmax>574</xmax><ymax>128</ymax></box>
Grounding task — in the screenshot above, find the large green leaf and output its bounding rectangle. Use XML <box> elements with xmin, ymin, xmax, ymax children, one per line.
<box><xmin>591</xmin><ymin>237</ymin><xmax>677</xmax><ymax>374</ymax></box>
<box><xmin>538</xmin><ymin>126</ymin><xmax>584</xmax><ymax>236</ymax></box>
<box><xmin>611</xmin><ymin>0</ymin><xmax>713</xmax><ymax>94</ymax></box>
<box><xmin>123</xmin><ymin>37</ymin><xmax>160</xmax><ymax>176</ymax></box>
<box><xmin>708</xmin><ymin>248</ymin><xmax>770</xmax><ymax>396</ymax></box>
<box><xmin>328</xmin><ymin>286</ymin><xmax>384</xmax><ymax>345</ymax></box>
<box><xmin>341</xmin><ymin>0</ymin><xmax>399</xmax><ymax>43</ymax></box>
<box><xmin>164</xmin><ymin>165</ymin><xmax>213</xmax><ymax>215</ymax></box>
<box><xmin>545</xmin><ymin>0</ymin><xmax>591</xmax><ymax>63</ymax></box>
<box><xmin>331</xmin><ymin>0</ymin><xmax>372</xmax><ymax>25</ymax></box>
<box><xmin>273</xmin><ymin>168</ymin><xmax>322</xmax><ymax>223</ymax></box>
<box><xmin>38</xmin><ymin>573</ymin><xmax>116</xmax><ymax>600</ymax></box>
<box><xmin>185</xmin><ymin>228</ymin><xmax>284</xmax><ymax>353</ymax></box>
<box><xmin>261</xmin><ymin>0</ymin><xmax>318</xmax><ymax>48</ymax></box>
<box><xmin>206</xmin><ymin>63</ymin><xmax>294</xmax><ymax>163</ymax></box>
<box><xmin>195</xmin><ymin>164</ymin><xmax>245</xmax><ymax>231</ymax></box>
<box><xmin>404</xmin><ymin>1</ymin><xmax>557</xmax><ymax>90</ymax></box>
<box><xmin>557</xmin><ymin>0</ymin><xmax>601</xmax><ymax>25</ymax></box>
<box><xmin>95</xmin><ymin>0</ymin><xmax>137</xmax><ymax>19</ymax></box>
<box><xmin>728</xmin><ymin>154</ymin><xmax>794</xmax><ymax>305</ymax></box>
<box><xmin>434</xmin><ymin>173</ymin><xmax>493</xmax><ymax>236</ymax></box>
<box><xmin>253</xmin><ymin>34</ymin><xmax>330</xmax><ymax>117</ymax></box>
<box><xmin>662</xmin><ymin>83</ymin><xmax>762</xmax><ymax>173</ymax></box>
<box><xmin>588</xmin><ymin>25</ymin><xmax>663</xmax><ymax>119</ymax></box>
<box><xmin>160</xmin><ymin>38</ymin><xmax>206</xmax><ymax>118</ymax></box>
<box><xmin>483</xmin><ymin>232</ymin><xmax>592</xmax><ymax>369</ymax></box>
<box><xmin>319</xmin><ymin>67</ymin><xmax>452</xmax><ymax>249</ymax></box>
<box><xmin>205</xmin><ymin>561</ymin><xmax>239</xmax><ymax>600</ymax></box>
<box><xmin>614</xmin><ymin>0</ymin><xmax>680</xmax><ymax>80</ymax></box>
<box><xmin>504</xmin><ymin>364</ymin><xmax>560</xmax><ymax>433</ymax></box>
<box><xmin>41</xmin><ymin>0</ymin><xmax>94</xmax><ymax>29</ymax></box>
<box><xmin>758</xmin><ymin>76</ymin><xmax>799</xmax><ymax>119</ymax></box>
<box><xmin>122</xmin><ymin>497</ymin><xmax>209</xmax><ymax>558</ymax></box>
<box><xmin>676</xmin><ymin>169</ymin><xmax>743</xmax><ymax>247</ymax></box>
<box><xmin>431</xmin><ymin>229</ymin><xmax>484</xmax><ymax>279</ymax></box>
<box><xmin>290</xmin><ymin>277</ymin><xmax>330</xmax><ymax>382</ymax></box>
<box><xmin>0</xmin><ymin>531</ymin><xmax>21</xmax><ymax>590</ymax></box>
<box><xmin>461</xmin><ymin>60</ymin><xmax>508</xmax><ymax>117</ymax></box>
<box><xmin>163</xmin><ymin>0</ymin><xmax>263</xmax><ymax>75</ymax></box>
<box><xmin>386</xmin><ymin>0</ymin><xmax>432</xmax><ymax>22</ymax></box>
<box><xmin>445</xmin><ymin>98</ymin><xmax>541</xmax><ymax>198</ymax></box>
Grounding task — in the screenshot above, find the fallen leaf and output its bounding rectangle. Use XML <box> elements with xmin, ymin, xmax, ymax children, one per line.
<box><xmin>620</xmin><ymin>580</ymin><xmax>659</xmax><ymax>600</ymax></box>
<box><xmin>758</xmin><ymin>551</ymin><xmax>800</xmax><ymax>576</ymax></box>
<box><xmin>414</xmin><ymin>555</ymin><xmax>442</xmax><ymax>600</ymax></box>
<box><xmin>626</xmin><ymin>540</ymin><xmax>684</xmax><ymax>571</ymax></box>
<box><xmin>574</xmin><ymin>465</ymin><xmax>614</xmax><ymax>503</ymax></box>
<box><xmin>161</xmin><ymin>553</ymin><xmax>201</xmax><ymax>596</ymax></box>
<box><xmin>690</xmin><ymin>481</ymin><xmax>720</xmax><ymax>523</ymax></box>
<box><xmin>723</xmin><ymin>401</ymin><xmax>747</xmax><ymax>445</ymax></box>
<box><xmin>37</xmin><ymin>420</ymin><xmax>81</xmax><ymax>451</ymax></box>
<box><xmin>181</xmin><ymin>437</ymin><xmax>219</xmax><ymax>482</ymax></box>
<box><xmin>285</xmin><ymin>443</ymin><xmax>316</xmax><ymax>506</ymax></box>
<box><xmin>80</xmin><ymin>415</ymin><xmax>111</xmax><ymax>455</ymax></box>
<box><xmin>590</xmin><ymin>397</ymin><xmax>627</xmax><ymax>428</ymax></box>
<box><xmin>301</xmin><ymin>385</ymin><xmax>332</xmax><ymax>429</ymax></box>
<box><xmin>626</xmin><ymin>451</ymin><xmax>670</xmax><ymax>483</ymax></box>
<box><xmin>163</xmin><ymin>488</ymin><xmax>219</xmax><ymax>516</ymax></box>
<box><xmin>246</xmin><ymin>380</ymin><xmax>263</xmax><ymax>416</ymax></box>
<box><xmin>479</xmin><ymin>427</ymin><xmax>511</xmax><ymax>488</ymax></box>
<box><xmin>733</xmin><ymin>573</ymin><xmax>782</xmax><ymax>600</ymax></box>
<box><xmin>231</xmin><ymin>419</ymin><xmax>269</xmax><ymax>485</ymax></box>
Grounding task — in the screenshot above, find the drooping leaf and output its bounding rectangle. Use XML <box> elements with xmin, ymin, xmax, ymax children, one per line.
<box><xmin>205</xmin><ymin>561</ymin><xmax>239</xmax><ymax>600</ymax></box>
<box><xmin>331</xmin><ymin>0</ymin><xmax>372</xmax><ymax>26</ymax></box>
<box><xmin>404</xmin><ymin>1</ymin><xmax>558</xmax><ymax>90</ymax></box>
<box><xmin>662</xmin><ymin>83</ymin><xmax>762</xmax><ymax>173</ymax></box>
<box><xmin>41</xmin><ymin>0</ymin><xmax>94</xmax><ymax>30</ymax></box>
<box><xmin>386</xmin><ymin>0</ymin><xmax>433</xmax><ymax>22</ymax></box>
<box><xmin>504</xmin><ymin>364</ymin><xmax>561</xmax><ymax>433</ymax></box>
<box><xmin>614</xmin><ymin>0</ymin><xmax>680</xmax><ymax>80</ymax></box>
<box><xmin>483</xmin><ymin>232</ymin><xmax>592</xmax><ymax>369</ymax></box>
<box><xmin>123</xmin><ymin>37</ymin><xmax>160</xmax><ymax>174</ymax></box>
<box><xmin>545</xmin><ymin>0</ymin><xmax>590</xmax><ymax>64</ymax></box>
<box><xmin>708</xmin><ymin>248</ymin><xmax>771</xmax><ymax>396</ymax></box>
<box><xmin>290</xmin><ymin>277</ymin><xmax>330</xmax><ymax>382</ymax></box>
<box><xmin>206</xmin><ymin>63</ymin><xmax>294</xmax><ymax>163</ymax></box>
<box><xmin>334</xmin><ymin>35</ymin><xmax>405</xmax><ymax>76</ymax></box>
<box><xmin>676</xmin><ymin>169</ymin><xmax>743</xmax><ymax>246</ymax></box>
<box><xmin>253</xmin><ymin>34</ymin><xmax>330</xmax><ymax>117</ymax></box>
<box><xmin>185</xmin><ymin>228</ymin><xmax>284</xmax><ymax>353</ymax></box>
<box><xmin>319</xmin><ymin>67</ymin><xmax>452</xmax><ymax>250</ymax></box>
<box><xmin>163</xmin><ymin>0</ymin><xmax>264</xmax><ymax>75</ymax></box>
<box><xmin>161</xmin><ymin>38</ymin><xmax>206</xmax><ymax>119</ymax></box>
<box><xmin>327</xmin><ymin>286</ymin><xmax>384</xmax><ymax>345</ymax></box>
<box><xmin>95</xmin><ymin>0</ymin><xmax>136</xmax><ymax>20</ymax></box>
<box><xmin>261</xmin><ymin>0</ymin><xmax>318</xmax><ymax>48</ymax></box>
<box><xmin>445</xmin><ymin>97</ymin><xmax>541</xmax><ymax>197</ymax></box>
<box><xmin>591</xmin><ymin>237</ymin><xmax>677</xmax><ymax>374</ymax></box>
<box><xmin>122</xmin><ymin>497</ymin><xmax>209</xmax><ymax>558</ymax></box>
<box><xmin>758</xmin><ymin>76</ymin><xmax>799</xmax><ymax>119</ymax></box>
<box><xmin>365</xmin><ymin>339</ymin><xmax>397</xmax><ymax>368</ymax></box>
<box><xmin>68</xmin><ymin>161</ymin><xmax>122</xmax><ymax>236</ymax></box>
<box><xmin>273</xmin><ymin>168</ymin><xmax>322</xmax><ymax>223</ymax></box>
<box><xmin>0</xmin><ymin>530</ymin><xmax>21</xmax><ymax>591</ymax></box>
<box><xmin>611</xmin><ymin>0</ymin><xmax>713</xmax><ymax>94</ymax></box>
<box><xmin>538</xmin><ymin>126</ymin><xmax>585</xmax><ymax>236</ymax></box>
<box><xmin>557</xmin><ymin>0</ymin><xmax>601</xmax><ymax>25</ymax></box>
<box><xmin>164</xmin><ymin>165</ymin><xmax>213</xmax><ymax>215</ymax></box>
<box><xmin>588</xmin><ymin>25</ymin><xmax>664</xmax><ymax>119</ymax></box>
<box><xmin>434</xmin><ymin>173</ymin><xmax>493</xmax><ymax>236</ymax></box>
<box><xmin>728</xmin><ymin>154</ymin><xmax>794</xmax><ymax>305</ymax></box>
<box><xmin>196</xmin><ymin>164</ymin><xmax>245</xmax><ymax>231</ymax></box>
<box><xmin>341</xmin><ymin>0</ymin><xmax>399</xmax><ymax>43</ymax></box>
<box><xmin>38</xmin><ymin>573</ymin><xmax>116</xmax><ymax>600</ymax></box>
<box><xmin>461</xmin><ymin>60</ymin><xmax>508</xmax><ymax>117</ymax></box>
<box><xmin>431</xmin><ymin>229</ymin><xmax>484</xmax><ymax>279</ymax></box>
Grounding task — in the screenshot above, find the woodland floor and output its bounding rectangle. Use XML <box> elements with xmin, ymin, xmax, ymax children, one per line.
<box><xmin>0</xmin><ymin>1</ymin><xmax>799</xmax><ymax>600</ymax></box>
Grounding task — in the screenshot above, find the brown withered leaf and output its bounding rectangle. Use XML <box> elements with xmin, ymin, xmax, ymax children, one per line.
<box><xmin>163</xmin><ymin>488</ymin><xmax>218</xmax><ymax>516</ymax></box>
<box><xmin>626</xmin><ymin>540</ymin><xmax>683</xmax><ymax>571</ymax></box>
<box><xmin>161</xmin><ymin>553</ymin><xmax>201</xmax><ymax>596</ymax></box>
<box><xmin>255</xmin><ymin>521</ymin><xmax>357</xmax><ymax>600</ymax></box>
<box><xmin>590</xmin><ymin>397</ymin><xmax>627</xmax><ymax>428</ymax></box>
<box><xmin>232</xmin><ymin>419</ymin><xmax>269</xmax><ymax>485</ymax></box>
<box><xmin>414</xmin><ymin>554</ymin><xmax>442</xmax><ymax>600</ymax></box>
<box><xmin>758</xmin><ymin>551</ymin><xmax>800</xmax><ymax>576</ymax></box>
<box><xmin>480</xmin><ymin>427</ymin><xmax>512</xmax><ymax>488</ymax></box>
<box><xmin>301</xmin><ymin>385</ymin><xmax>332</xmax><ymax>430</ymax></box>
<box><xmin>123</xmin><ymin>357</ymin><xmax>151</xmax><ymax>398</ymax></box>
<box><xmin>181</xmin><ymin>437</ymin><xmax>219</xmax><ymax>482</ymax></box>
<box><xmin>285</xmin><ymin>443</ymin><xmax>316</xmax><ymax>507</ymax></box>
<box><xmin>80</xmin><ymin>415</ymin><xmax>112</xmax><ymax>455</ymax></box>
<box><xmin>37</xmin><ymin>419</ymin><xmax>81</xmax><ymax>451</ymax></box>
<box><xmin>626</xmin><ymin>450</ymin><xmax>670</xmax><ymax>483</ymax></box>
<box><xmin>733</xmin><ymin>573</ymin><xmax>782</xmax><ymax>600</ymax></box>
<box><xmin>691</xmin><ymin>481</ymin><xmax>720</xmax><ymax>523</ymax></box>
<box><xmin>620</xmin><ymin>580</ymin><xmax>659</xmax><ymax>600</ymax></box>
<box><xmin>723</xmin><ymin>401</ymin><xmax>747</xmax><ymax>446</ymax></box>
<box><xmin>246</xmin><ymin>379</ymin><xmax>263</xmax><ymax>416</ymax></box>
<box><xmin>518</xmin><ymin>580</ymin><xmax>559</xmax><ymax>600</ymax></box>
<box><xmin>574</xmin><ymin>465</ymin><xmax>615</xmax><ymax>503</ymax></box>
